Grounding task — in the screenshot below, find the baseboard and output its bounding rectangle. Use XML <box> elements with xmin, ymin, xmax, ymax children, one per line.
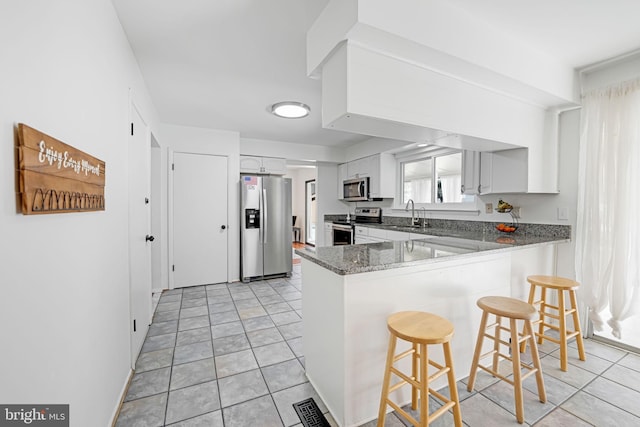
<box><xmin>110</xmin><ymin>369</ymin><xmax>134</xmax><ymax>427</ymax></box>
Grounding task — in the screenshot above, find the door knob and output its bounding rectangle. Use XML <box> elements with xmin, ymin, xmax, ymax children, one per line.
<box><xmin>145</xmin><ymin>235</ymin><xmax>155</xmax><ymax>242</ymax></box>
<box><xmin>221</xmin><ymin>225</ymin><xmax>227</xmax><ymax>230</ymax></box>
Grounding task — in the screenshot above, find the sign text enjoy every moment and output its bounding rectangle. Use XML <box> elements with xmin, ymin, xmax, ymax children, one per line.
<box><xmin>17</xmin><ymin>123</ymin><xmax>106</xmax><ymax>214</ymax></box>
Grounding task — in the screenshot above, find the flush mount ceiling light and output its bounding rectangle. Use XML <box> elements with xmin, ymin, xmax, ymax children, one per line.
<box><xmin>271</xmin><ymin>101</ymin><xmax>310</xmax><ymax>119</ymax></box>
<box><xmin>417</xmin><ymin>143</ymin><xmax>428</xmax><ymax>147</ymax></box>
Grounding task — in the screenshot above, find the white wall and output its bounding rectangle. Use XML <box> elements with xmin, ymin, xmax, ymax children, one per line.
<box><xmin>316</xmin><ymin>163</ymin><xmax>350</xmax><ymax>246</ymax></box>
<box><xmin>580</xmin><ymin>52</ymin><xmax>640</xmax><ymax>93</ymax></box>
<box><xmin>159</xmin><ymin>124</ymin><xmax>241</xmax><ymax>283</ymax></box>
<box><xmin>344</xmin><ymin>137</ymin><xmax>411</xmax><ymax>162</ymax></box>
<box><xmin>240</xmin><ymin>137</ymin><xmax>344</xmax><ymax>163</ymax></box>
<box><xmin>0</xmin><ymin>1</ymin><xmax>159</xmax><ymax>425</ymax></box>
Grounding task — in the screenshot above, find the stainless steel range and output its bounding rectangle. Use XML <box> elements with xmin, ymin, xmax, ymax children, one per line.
<box><xmin>332</xmin><ymin>207</ymin><xmax>382</xmax><ymax>246</ymax></box>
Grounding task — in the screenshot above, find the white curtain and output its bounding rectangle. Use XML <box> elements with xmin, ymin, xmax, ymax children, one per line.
<box><xmin>406</xmin><ymin>179</ymin><xmax>431</xmax><ymax>203</ymax></box>
<box><xmin>575</xmin><ymin>78</ymin><xmax>640</xmax><ymax>339</ymax></box>
<box><xmin>439</xmin><ymin>175</ymin><xmax>462</xmax><ymax>203</ymax></box>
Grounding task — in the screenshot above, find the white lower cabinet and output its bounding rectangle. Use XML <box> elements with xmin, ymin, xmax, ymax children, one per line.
<box><xmin>323</xmin><ymin>222</ymin><xmax>333</xmax><ymax>247</ymax></box>
<box><xmin>355</xmin><ymin>226</ymin><xmax>381</xmax><ymax>244</ymax></box>
<box><xmin>355</xmin><ymin>226</ymin><xmax>383</xmax><ymax>244</ymax></box>
<box><xmin>355</xmin><ymin>226</ymin><xmax>414</xmax><ymax>243</ymax></box>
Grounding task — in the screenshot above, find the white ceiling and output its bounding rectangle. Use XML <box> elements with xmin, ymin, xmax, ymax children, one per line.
<box><xmin>447</xmin><ymin>0</ymin><xmax>640</xmax><ymax>70</ymax></box>
<box><xmin>112</xmin><ymin>0</ymin><xmax>640</xmax><ymax>148</ymax></box>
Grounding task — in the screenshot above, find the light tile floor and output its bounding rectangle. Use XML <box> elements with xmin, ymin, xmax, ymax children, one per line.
<box><xmin>117</xmin><ymin>262</ymin><xmax>640</xmax><ymax>426</ymax></box>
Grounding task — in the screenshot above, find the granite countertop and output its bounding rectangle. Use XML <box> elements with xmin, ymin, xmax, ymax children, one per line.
<box><xmin>296</xmin><ymin>227</ymin><xmax>569</xmax><ymax>275</ymax></box>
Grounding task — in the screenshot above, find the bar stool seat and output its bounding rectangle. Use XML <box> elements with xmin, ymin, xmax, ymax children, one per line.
<box><xmin>468</xmin><ymin>296</ymin><xmax>546</xmax><ymax>424</ymax></box>
<box><xmin>521</xmin><ymin>275</ymin><xmax>586</xmax><ymax>371</ymax></box>
<box><xmin>378</xmin><ymin>311</ymin><xmax>462</xmax><ymax>427</ymax></box>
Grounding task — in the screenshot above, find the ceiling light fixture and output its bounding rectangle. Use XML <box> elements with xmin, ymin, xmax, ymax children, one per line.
<box><xmin>417</xmin><ymin>143</ymin><xmax>428</xmax><ymax>147</ymax></box>
<box><xmin>271</xmin><ymin>101</ymin><xmax>310</xmax><ymax>119</ymax></box>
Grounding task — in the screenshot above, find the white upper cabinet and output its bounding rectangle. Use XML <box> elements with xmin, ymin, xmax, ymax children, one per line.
<box><xmin>261</xmin><ymin>157</ymin><xmax>287</xmax><ymax>174</ymax></box>
<box><xmin>477</xmin><ymin>148</ymin><xmax>528</xmax><ymax>194</ymax></box>
<box><xmin>368</xmin><ymin>153</ymin><xmax>395</xmax><ymax>198</ymax></box>
<box><xmin>240</xmin><ymin>156</ymin><xmax>262</xmax><ymax>173</ymax></box>
<box><xmin>462</xmin><ymin>148</ymin><xmax>529</xmax><ymax>195</ymax></box>
<box><xmin>337</xmin><ymin>163</ymin><xmax>348</xmax><ymax>200</ymax></box>
<box><xmin>240</xmin><ymin>155</ymin><xmax>287</xmax><ymax>175</ymax></box>
<box><xmin>346</xmin><ymin>156</ymin><xmax>372</xmax><ymax>178</ymax></box>
<box><xmin>461</xmin><ymin>150</ymin><xmax>481</xmax><ymax>195</ymax></box>
<box><xmin>339</xmin><ymin>153</ymin><xmax>396</xmax><ymax>199</ymax></box>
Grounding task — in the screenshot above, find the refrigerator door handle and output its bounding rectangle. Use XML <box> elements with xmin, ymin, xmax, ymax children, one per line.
<box><xmin>262</xmin><ymin>188</ymin><xmax>268</xmax><ymax>243</ymax></box>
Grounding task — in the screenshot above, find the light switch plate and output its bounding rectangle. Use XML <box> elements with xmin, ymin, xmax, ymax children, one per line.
<box><xmin>485</xmin><ymin>203</ymin><xmax>493</xmax><ymax>214</ymax></box>
<box><xmin>558</xmin><ymin>207</ymin><xmax>569</xmax><ymax>220</ymax></box>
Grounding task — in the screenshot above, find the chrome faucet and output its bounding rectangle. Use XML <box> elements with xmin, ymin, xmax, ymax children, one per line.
<box><xmin>419</xmin><ymin>207</ymin><xmax>429</xmax><ymax>228</ymax></box>
<box><xmin>405</xmin><ymin>199</ymin><xmax>418</xmax><ymax>226</ymax></box>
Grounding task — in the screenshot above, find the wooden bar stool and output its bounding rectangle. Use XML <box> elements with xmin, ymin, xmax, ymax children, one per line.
<box><xmin>520</xmin><ymin>275</ymin><xmax>586</xmax><ymax>371</ymax></box>
<box><xmin>377</xmin><ymin>311</ymin><xmax>462</xmax><ymax>427</ymax></box>
<box><xmin>467</xmin><ymin>296</ymin><xmax>546</xmax><ymax>424</ymax></box>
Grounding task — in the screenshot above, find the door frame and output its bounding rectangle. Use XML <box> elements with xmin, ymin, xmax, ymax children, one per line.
<box><xmin>127</xmin><ymin>95</ymin><xmax>152</xmax><ymax>367</ymax></box>
<box><xmin>305</xmin><ymin>179</ymin><xmax>316</xmax><ymax>246</ymax></box>
<box><xmin>587</xmin><ymin>315</ymin><xmax>640</xmax><ymax>353</ymax></box>
<box><xmin>149</xmin><ymin>137</ymin><xmax>165</xmax><ymax>294</ymax></box>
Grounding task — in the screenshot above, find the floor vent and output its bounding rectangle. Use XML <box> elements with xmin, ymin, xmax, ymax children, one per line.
<box><xmin>292</xmin><ymin>398</ymin><xmax>330</xmax><ymax>427</ymax></box>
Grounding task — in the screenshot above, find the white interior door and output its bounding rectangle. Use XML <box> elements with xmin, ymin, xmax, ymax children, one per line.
<box><xmin>128</xmin><ymin>102</ymin><xmax>152</xmax><ymax>367</ymax></box>
<box><xmin>172</xmin><ymin>152</ymin><xmax>228</xmax><ymax>288</ymax></box>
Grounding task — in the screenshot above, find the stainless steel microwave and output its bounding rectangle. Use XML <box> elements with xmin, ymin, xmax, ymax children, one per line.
<box><xmin>343</xmin><ymin>177</ymin><xmax>369</xmax><ymax>201</ymax></box>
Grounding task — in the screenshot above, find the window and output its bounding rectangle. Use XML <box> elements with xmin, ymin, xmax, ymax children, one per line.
<box><xmin>403</xmin><ymin>158</ymin><xmax>433</xmax><ymax>203</ymax></box>
<box><xmin>400</xmin><ymin>151</ymin><xmax>471</xmax><ymax>205</ymax></box>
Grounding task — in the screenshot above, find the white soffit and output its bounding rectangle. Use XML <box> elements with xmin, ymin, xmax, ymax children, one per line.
<box><xmin>309</xmin><ymin>0</ymin><xmax>640</xmax><ymax>107</ymax></box>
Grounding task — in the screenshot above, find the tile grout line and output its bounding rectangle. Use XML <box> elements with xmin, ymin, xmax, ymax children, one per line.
<box><xmin>163</xmin><ymin>287</ymin><xmax>181</xmax><ymax>427</ymax></box>
<box><xmin>211</xmin><ymin>279</ymin><xmax>295</xmax><ymax>425</ymax></box>
<box><xmin>473</xmin><ymin>337</ymin><xmax>640</xmax><ymax>426</ymax></box>
<box><xmin>247</xmin><ymin>281</ymin><xmax>290</xmax><ymax>427</ymax></box>
<box><xmin>128</xmin><ymin>269</ymin><xmax>638</xmax><ymax>427</ymax></box>
<box><xmin>204</xmin><ymin>283</ymin><xmax>224</xmax><ymax>425</ymax></box>
<box><xmin>574</xmin><ymin>360</ymin><xmax>640</xmax><ymax>422</ymax></box>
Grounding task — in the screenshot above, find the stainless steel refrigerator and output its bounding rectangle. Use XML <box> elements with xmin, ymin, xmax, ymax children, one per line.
<box><xmin>240</xmin><ymin>175</ymin><xmax>292</xmax><ymax>282</ymax></box>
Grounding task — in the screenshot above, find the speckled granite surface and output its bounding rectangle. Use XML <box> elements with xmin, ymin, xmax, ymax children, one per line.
<box><xmin>299</xmin><ymin>216</ymin><xmax>570</xmax><ymax>275</ymax></box>
<box><xmin>324</xmin><ymin>215</ymin><xmax>571</xmax><ymax>239</ymax></box>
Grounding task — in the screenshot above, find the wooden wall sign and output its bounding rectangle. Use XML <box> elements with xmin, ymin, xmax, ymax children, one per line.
<box><xmin>17</xmin><ymin>123</ymin><xmax>106</xmax><ymax>214</ymax></box>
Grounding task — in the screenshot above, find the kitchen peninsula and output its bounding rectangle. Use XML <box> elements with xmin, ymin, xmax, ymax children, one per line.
<box><xmin>295</xmin><ymin>226</ymin><xmax>569</xmax><ymax>427</ymax></box>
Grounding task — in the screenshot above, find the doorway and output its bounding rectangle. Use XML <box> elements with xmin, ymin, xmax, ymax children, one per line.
<box><xmin>170</xmin><ymin>152</ymin><xmax>228</xmax><ymax>288</ymax></box>
<box><xmin>590</xmin><ymin>313</ymin><xmax>640</xmax><ymax>352</ymax></box>
<box><xmin>305</xmin><ymin>179</ymin><xmax>316</xmax><ymax>246</ymax></box>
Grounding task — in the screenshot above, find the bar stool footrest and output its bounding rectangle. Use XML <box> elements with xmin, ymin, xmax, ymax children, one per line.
<box><xmin>386</xmin><ymin>400</ymin><xmax>419</xmax><ymax>427</ymax></box>
<box><xmin>389</xmin><ymin>367</ymin><xmax>418</xmax><ymax>389</ymax></box>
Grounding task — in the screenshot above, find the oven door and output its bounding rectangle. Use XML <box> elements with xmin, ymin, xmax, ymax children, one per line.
<box><xmin>332</xmin><ymin>224</ymin><xmax>354</xmax><ymax>246</ymax></box>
